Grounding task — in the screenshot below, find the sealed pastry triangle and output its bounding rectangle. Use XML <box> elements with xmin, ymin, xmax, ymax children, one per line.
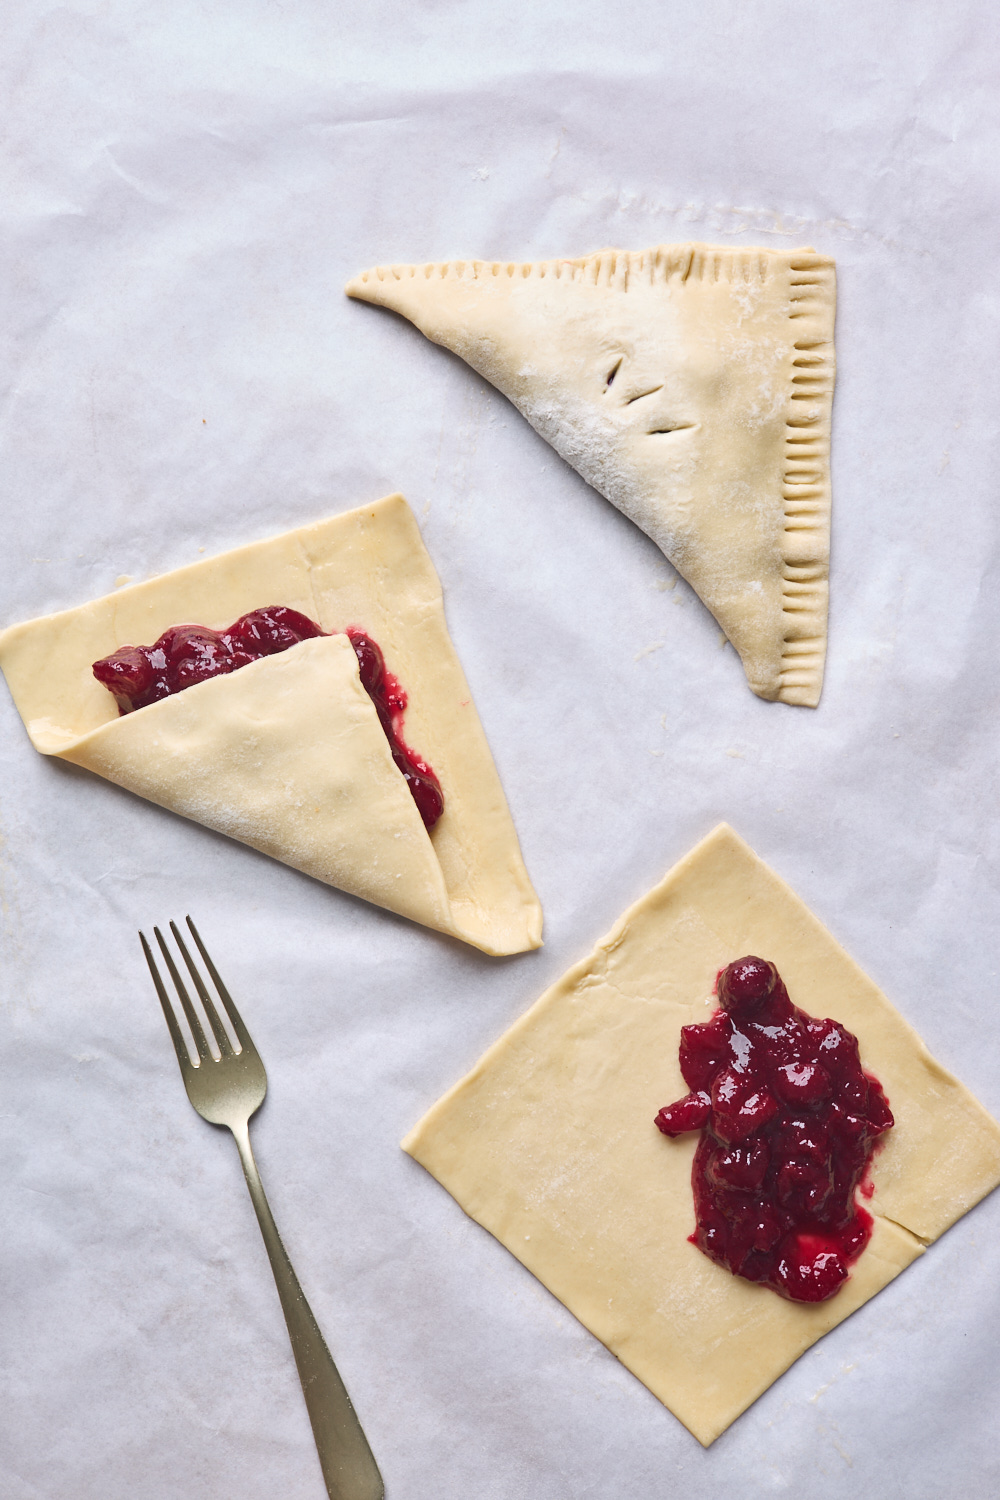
<box><xmin>0</xmin><ymin>494</ymin><xmax>542</xmax><ymax>956</ymax></box>
<box><xmin>403</xmin><ymin>825</ymin><xmax>1000</xmax><ymax>1443</ymax></box>
<box><xmin>347</xmin><ymin>244</ymin><xmax>835</xmax><ymax>706</ymax></box>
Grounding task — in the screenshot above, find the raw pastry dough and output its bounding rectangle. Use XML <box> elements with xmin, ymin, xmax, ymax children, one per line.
<box><xmin>403</xmin><ymin>825</ymin><xmax>1000</xmax><ymax>1443</ymax></box>
<box><xmin>0</xmin><ymin>494</ymin><xmax>543</xmax><ymax>956</ymax></box>
<box><xmin>347</xmin><ymin>244</ymin><xmax>834</xmax><ymax>706</ymax></box>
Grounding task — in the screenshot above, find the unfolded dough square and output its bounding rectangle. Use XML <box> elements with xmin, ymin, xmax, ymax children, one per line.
<box><xmin>0</xmin><ymin>494</ymin><xmax>542</xmax><ymax>956</ymax></box>
<box><xmin>403</xmin><ymin>824</ymin><xmax>1000</xmax><ymax>1443</ymax></box>
<box><xmin>347</xmin><ymin>244</ymin><xmax>834</xmax><ymax>706</ymax></box>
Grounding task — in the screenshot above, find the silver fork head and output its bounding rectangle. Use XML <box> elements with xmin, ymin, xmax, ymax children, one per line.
<box><xmin>141</xmin><ymin>917</ymin><xmax>267</xmax><ymax>1131</ymax></box>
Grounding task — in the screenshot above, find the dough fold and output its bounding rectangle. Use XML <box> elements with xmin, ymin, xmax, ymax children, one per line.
<box><xmin>0</xmin><ymin>494</ymin><xmax>542</xmax><ymax>956</ymax></box>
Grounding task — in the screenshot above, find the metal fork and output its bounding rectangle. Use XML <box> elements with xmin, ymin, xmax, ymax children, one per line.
<box><xmin>140</xmin><ymin>917</ymin><xmax>384</xmax><ymax>1500</ymax></box>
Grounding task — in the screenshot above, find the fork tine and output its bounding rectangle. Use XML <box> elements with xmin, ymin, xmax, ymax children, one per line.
<box><xmin>154</xmin><ymin>926</ymin><xmax>211</xmax><ymax>1063</ymax></box>
<box><xmin>170</xmin><ymin>921</ymin><xmax>235</xmax><ymax>1058</ymax></box>
<box><xmin>140</xmin><ymin>931</ymin><xmax>196</xmax><ymax>1078</ymax></box>
<box><xmin>185</xmin><ymin>916</ymin><xmax>255</xmax><ymax>1054</ymax></box>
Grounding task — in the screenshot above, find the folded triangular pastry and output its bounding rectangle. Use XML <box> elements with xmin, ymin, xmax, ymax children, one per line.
<box><xmin>347</xmin><ymin>245</ymin><xmax>835</xmax><ymax>706</ymax></box>
<box><xmin>0</xmin><ymin>494</ymin><xmax>543</xmax><ymax>955</ymax></box>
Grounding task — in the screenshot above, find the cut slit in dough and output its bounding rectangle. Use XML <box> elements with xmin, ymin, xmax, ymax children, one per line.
<box><xmin>0</xmin><ymin>494</ymin><xmax>543</xmax><ymax>956</ymax></box>
<box><xmin>402</xmin><ymin>825</ymin><xmax>1000</xmax><ymax>1444</ymax></box>
<box><xmin>346</xmin><ymin>243</ymin><xmax>835</xmax><ymax>707</ymax></box>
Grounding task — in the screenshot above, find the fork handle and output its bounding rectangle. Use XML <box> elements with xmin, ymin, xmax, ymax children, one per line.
<box><xmin>231</xmin><ymin>1121</ymin><xmax>384</xmax><ymax>1500</ymax></box>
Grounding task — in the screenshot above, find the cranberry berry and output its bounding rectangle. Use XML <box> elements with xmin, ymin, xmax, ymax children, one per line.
<box><xmin>717</xmin><ymin>955</ymin><xmax>780</xmax><ymax>1019</ymax></box>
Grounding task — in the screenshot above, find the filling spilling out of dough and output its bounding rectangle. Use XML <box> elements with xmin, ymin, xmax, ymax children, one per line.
<box><xmin>402</xmin><ymin>825</ymin><xmax>1000</xmax><ymax>1444</ymax></box>
<box><xmin>92</xmin><ymin>605</ymin><xmax>444</xmax><ymax>830</ymax></box>
<box><xmin>346</xmin><ymin>243</ymin><xmax>835</xmax><ymax>707</ymax></box>
<box><xmin>0</xmin><ymin>494</ymin><xmax>543</xmax><ymax>956</ymax></box>
<box><xmin>655</xmin><ymin>954</ymin><xmax>894</xmax><ymax>1304</ymax></box>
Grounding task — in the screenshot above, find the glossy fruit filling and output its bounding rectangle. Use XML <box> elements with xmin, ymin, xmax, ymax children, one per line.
<box><xmin>92</xmin><ymin>606</ymin><xmax>444</xmax><ymax>829</ymax></box>
<box><xmin>654</xmin><ymin>956</ymin><xmax>893</xmax><ymax>1303</ymax></box>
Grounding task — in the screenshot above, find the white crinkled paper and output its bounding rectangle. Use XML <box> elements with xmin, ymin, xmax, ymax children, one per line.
<box><xmin>1</xmin><ymin>3</ymin><xmax>999</xmax><ymax>1497</ymax></box>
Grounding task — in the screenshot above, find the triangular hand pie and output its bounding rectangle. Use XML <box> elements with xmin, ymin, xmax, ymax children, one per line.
<box><xmin>403</xmin><ymin>826</ymin><xmax>1000</xmax><ymax>1442</ymax></box>
<box><xmin>347</xmin><ymin>244</ymin><xmax>835</xmax><ymax>706</ymax></box>
<box><xmin>0</xmin><ymin>495</ymin><xmax>543</xmax><ymax>955</ymax></box>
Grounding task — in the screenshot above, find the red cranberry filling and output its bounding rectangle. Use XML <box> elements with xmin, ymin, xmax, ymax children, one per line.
<box><xmin>344</xmin><ymin>626</ymin><xmax>443</xmax><ymax>831</ymax></box>
<box><xmin>654</xmin><ymin>956</ymin><xmax>893</xmax><ymax>1303</ymax></box>
<box><xmin>92</xmin><ymin>607</ymin><xmax>444</xmax><ymax>829</ymax></box>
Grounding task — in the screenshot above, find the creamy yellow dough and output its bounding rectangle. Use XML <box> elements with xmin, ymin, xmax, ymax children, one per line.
<box><xmin>403</xmin><ymin>825</ymin><xmax>1000</xmax><ymax>1443</ymax></box>
<box><xmin>347</xmin><ymin>245</ymin><xmax>834</xmax><ymax>706</ymax></box>
<box><xmin>0</xmin><ymin>494</ymin><xmax>542</xmax><ymax>956</ymax></box>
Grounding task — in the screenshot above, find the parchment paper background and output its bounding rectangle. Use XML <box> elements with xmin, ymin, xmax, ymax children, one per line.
<box><xmin>2</xmin><ymin>3</ymin><xmax>999</xmax><ymax>1496</ymax></box>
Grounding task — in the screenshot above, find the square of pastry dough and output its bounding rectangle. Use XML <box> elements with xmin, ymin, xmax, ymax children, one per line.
<box><xmin>0</xmin><ymin>494</ymin><xmax>542</xmax><ymax>956</ymax></box>
<box><xmin>403</xmin><ymin>825</ymin><xmax>1000</xmax><ymax>1443</ymax></box>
